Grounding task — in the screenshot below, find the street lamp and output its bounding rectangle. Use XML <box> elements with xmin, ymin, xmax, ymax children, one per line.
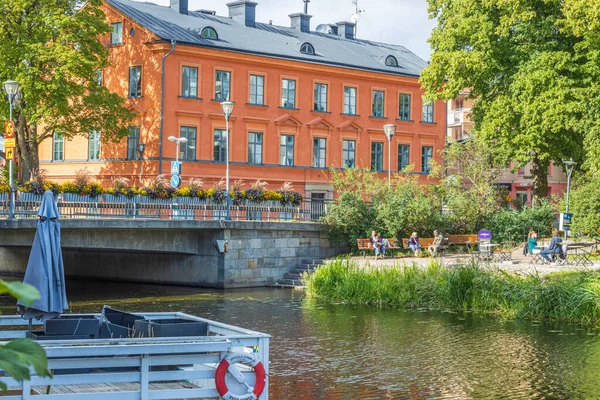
<box><xmin>137</xmin><ymin>143</ymin><xmax>146</xmax><ymax>185</ymax></box>
<box><xmin>562</xmin><ymin>157</ymin><xmax>576</xmax><ymax>241</ymax></box>
<box><xmin>3</xmin><ymin>80</ymin><xmax>20</xmax><ymax>220</ymax></box>
<box><xmin>383</xmin><ymin>124</ymin><xmax>396</xmax><ymax>187</ymax></box>
<box><xmin>168</xmin><ymin>136</ymin><xmax>187</xmax><ymax>164</ymax></box>
<box><xmin>221</xmin><ymin>101</ymin><xmax>234</xmax><ymax>221</ymax></box>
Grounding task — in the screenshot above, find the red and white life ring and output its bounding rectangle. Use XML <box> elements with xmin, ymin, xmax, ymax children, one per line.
<box><xmin>215</xmin><ymin>351</ymin><xmax>267</xmax><ymax>400</ymax></box>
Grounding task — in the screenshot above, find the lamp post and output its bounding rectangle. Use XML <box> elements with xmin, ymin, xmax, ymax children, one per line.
<box><xmin>562</xmin><ymin>157</ymin><xmax>576</xmax><ymax>242</ymax></box>
<box><xmin>383</xmin><ymin>124</ymin><xmax>396</xmax><ymax>187</ymax></box>
<box><xmin>221</xmin><ymin>101</ymin><xmax>234</xmax><ymax>221</ymax></box>
<box><xmin>168</xmin><ymin>136</ymin><xmax>187</xmax><ymax>165</ymax></box>
<box><xmin>137</xmin><ymin>143</ymin><xmax>146</xmax><ymax>185</ymax></box>
<box><xmin>3</xmin><ymin>80</ymin><xmax>20</xmax><ymax>220</ymax></box>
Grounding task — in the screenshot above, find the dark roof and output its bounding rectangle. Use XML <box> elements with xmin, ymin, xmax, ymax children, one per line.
<box><xmin>105</xmin><ymin>0</ymin><xmax>427</xmax><ymax>77</ymax></box>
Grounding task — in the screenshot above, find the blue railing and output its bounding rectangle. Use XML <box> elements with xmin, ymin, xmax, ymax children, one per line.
<box><xmin>0</xmin><ymin>192</ymin><xmax>330</xmax><ymax>222</ymax></box>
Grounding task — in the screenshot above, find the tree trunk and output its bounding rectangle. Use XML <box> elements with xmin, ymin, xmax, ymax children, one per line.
<box><xmin>15</xmin><ymin>113</ymin><xmax>39</xmax><ymax>183</ymax></box>
<box><xmin>530</xmin><ymin>155</ymin><xmax>548</xmax><ymax>206</ymax></box>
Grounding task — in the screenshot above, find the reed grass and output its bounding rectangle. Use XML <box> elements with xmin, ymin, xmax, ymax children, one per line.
<box><xmin>304</xmin><ymin>259</ymin><xmax>600</xmax><ymax>326</ymax></box>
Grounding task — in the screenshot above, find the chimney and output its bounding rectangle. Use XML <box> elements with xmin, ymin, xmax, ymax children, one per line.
<box><xmin>336</xmin><ymin>21</ymin><xmax>356</xmax><ymax>39</ymax></box>
<box><xmin>170</xmin><ymin>0</ymin><xmax>188</xmax><ymax>15</ymax></box>
<box><xmin>227</xmin><ymin>0</ymin><xmax>258</xmax><ymax>28</ymax></box>
<box><xmin>289</xmin><ymin>12</ymin><xmax>312</xmax><ymax>33</ymax></box>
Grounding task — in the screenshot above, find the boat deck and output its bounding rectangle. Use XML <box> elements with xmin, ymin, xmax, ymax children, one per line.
<box><xmin>0</xmin><ymin>312</ymin><xmax>270</xmax><ymax>399</ymax></box>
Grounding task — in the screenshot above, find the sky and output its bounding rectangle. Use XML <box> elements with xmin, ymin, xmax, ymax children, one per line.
<box><xmin>142</xmin><ymin>0</ymin><xmax>436</xmax><ymax>61</ymax></box>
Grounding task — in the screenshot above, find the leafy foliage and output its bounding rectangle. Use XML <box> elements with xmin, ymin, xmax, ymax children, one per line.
<box><xmin>421</xmin><ymin>0</ymin><xmax>592</xmax><ymax>201</ymax></box>
<box><xmin>483</xmin><ymin>199</ymin><xmax>556</xmax><ymax>243</ymax></box>
<box><xmin>565</xmin><ymin>175</ymin><xmax>600</xmax><ymax>237</ymax></box>
<box><xmin>439</xmin><ymin>139</ymin><xmax>506</xmax><ymax>233</ymax></box>
<box><xmin>0</xmin><ymin>280</ymin><xmax>51</xmax><ymax>390</ymax></box>
<box><xmin>323</xmin><ymin>168</ymin><xmax>443</xmax><ymax>247</ymax></box>
<box><xmin>0</xmin><ymin>0</ymin><xmax>133</xmax><ymax>180</ymax></box>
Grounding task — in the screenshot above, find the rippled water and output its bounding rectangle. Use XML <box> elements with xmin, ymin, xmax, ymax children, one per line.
<box><xmin>3</xmin><ymin>280</ymin><xmax>600</xmax><ymax>399</ymax></box>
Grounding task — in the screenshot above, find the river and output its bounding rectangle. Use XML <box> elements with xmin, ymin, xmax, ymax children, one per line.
<box><xmin>2</xmin><ymin>279</ymin><xmax>600</xmax><ymax>399</ymax></box>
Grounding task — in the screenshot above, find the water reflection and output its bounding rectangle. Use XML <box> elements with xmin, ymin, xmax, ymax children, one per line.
<box><xmin>1</xmin><ymin>280</ymin><xmax>599</xmax><ymax>399</ymax></box>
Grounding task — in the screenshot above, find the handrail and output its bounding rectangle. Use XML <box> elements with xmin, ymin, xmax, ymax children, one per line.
<box><xmin>0</xmin><ymin>193</ymin><xmax>332</xmax><ymax>222</ymax></box>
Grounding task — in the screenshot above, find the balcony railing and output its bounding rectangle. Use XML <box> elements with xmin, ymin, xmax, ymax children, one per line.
<box><xmin>0</xmin><ymin>193</ymin><xmax>331</xmax><ymax>223</ymax></box>
<box><xmin>447</xmin><ymin>108</ymin><xmax>471</xmax><ymax>127</ymax></box>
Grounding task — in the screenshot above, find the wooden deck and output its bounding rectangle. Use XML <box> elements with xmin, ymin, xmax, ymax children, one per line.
<box><xmin>33</xmin><ymin>381</ymin><xmax>211</xmax><ymax>398</ymax></box>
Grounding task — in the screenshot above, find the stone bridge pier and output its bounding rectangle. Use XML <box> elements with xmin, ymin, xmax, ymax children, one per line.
<box><xmin>0</xmin><ymin>219</ymin><xmax>347</xmax><ymax>288</ymax></box>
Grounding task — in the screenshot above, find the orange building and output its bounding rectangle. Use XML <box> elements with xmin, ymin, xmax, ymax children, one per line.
<box><xmin>39</xmin><ymin>0</ymin><xmax>445</xmax><ymax>199</ymax></box>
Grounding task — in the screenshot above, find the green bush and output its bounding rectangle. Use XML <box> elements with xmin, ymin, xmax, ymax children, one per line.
<box><xmin>482</xmin><ymin>199</ymin><xmax>556</xmax><ymax>243</ymax></box>
<box><xmin>321</xmin><ymin>191</ymin><xmax>375</xmax><ymax>249</ymax></box>
<box><xmin>567</xmin><ymin>176</ymin><xmax>600</xmax><ymax>237</ymax></box>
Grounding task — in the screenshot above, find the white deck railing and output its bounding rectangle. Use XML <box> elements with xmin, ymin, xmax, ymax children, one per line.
<box><xmin>0</xmin><ymin>313</ymin><xmax>270</xmax><ymax>400</ymax></box>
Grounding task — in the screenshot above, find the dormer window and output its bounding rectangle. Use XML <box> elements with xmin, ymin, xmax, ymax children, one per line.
<box><xmin>201</xmin><ymin>27</ymin><xmax>218</xmax><ymax>39</ymax></box>
<box><xmin>300</xmin><ymin>42</ymin><xmax>315</xmax><ymax>55</ymax></box>
<box><xmin>385</xmin><ymin>55</ymin><xmax>399</xmax><ymax>67</ymax></box>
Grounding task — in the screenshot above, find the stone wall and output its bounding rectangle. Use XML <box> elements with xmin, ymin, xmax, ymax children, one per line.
<box><xmin>0</xmin><ymin>220</ymin><xmax>347</xmax><ymax>288</ymax></box>
<box><xmin>223</xmin><ymin>225</ymin><xmax>344</xmax><ymax>288</ymax></box>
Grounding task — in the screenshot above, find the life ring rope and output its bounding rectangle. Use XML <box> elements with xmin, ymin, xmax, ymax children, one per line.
<box><xmin>215</xmin><ymin>351</ymin><xmax>267</xmax><ymax>400</ymax></box>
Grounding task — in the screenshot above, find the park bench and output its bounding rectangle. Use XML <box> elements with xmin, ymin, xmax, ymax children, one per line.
<box><xmin>446</xmin><ymin>234</ymin><xmax>478</xmax><ymax>245</ymax></box>
<box><xmin>357</xmin><ymin>238</ymin><xmax>401</xmax><ymax>258</ymax></box>
<box><xmin>402</xmin><ymin>237</ymin><xmax>448</xmax><ymax>256</ymax></box>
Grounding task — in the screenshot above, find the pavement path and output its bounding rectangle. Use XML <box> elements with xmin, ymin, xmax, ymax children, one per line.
<box><xmin>348</xmin><ymin>247</ymin><xmax>600</xmax><ymax>276</ymax></box>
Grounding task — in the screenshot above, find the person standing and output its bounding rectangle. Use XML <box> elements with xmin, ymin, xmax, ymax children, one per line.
<box><xmin>540</xmin><ymin>229</ymin><xmax>562</xmax><ymax>264</ymax></box>
<box><xmin>370</xmin><ymin>231</ymin><xmax>386</xmax><ymax>259</ymax></box>
<box><xmin>408</xmin><ymin>232</ymin><xmax>421</xmax><ymax>257</ymax></box>
<box><xmin>428</xmin><ymin>230</ymin><xmax>444</xmax><ymax>257</ymax></box>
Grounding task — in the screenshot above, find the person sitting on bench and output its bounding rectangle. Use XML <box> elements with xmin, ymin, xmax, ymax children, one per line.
<box><xmin>370</xmin><ymin>231</ymin><xmax>386</xmax><ymax>259</ymax></box>
<box><xmin>408</xmin><ymin>232</ymin><xmax>421</xmax><ymax>257</ymax></box>
<box><xmin>541</xmin><ymin>229</ymin><xmax>563</xmax><ymax>264</ymax></box>
<box><xmin>428</xmin><ymin>230</ymin><xmax>444</xmax><ymax>257</ymax></box>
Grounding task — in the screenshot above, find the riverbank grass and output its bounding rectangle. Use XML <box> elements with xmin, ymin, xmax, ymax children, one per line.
<box><xmin>304</xmin><ymin>259</ymin><xmax>600</xmax><ymax>326</ymax></box>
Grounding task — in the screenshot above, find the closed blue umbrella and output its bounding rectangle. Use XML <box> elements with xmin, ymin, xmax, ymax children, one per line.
<box><xmin>17</xmin><ymin>190</ymin><xmax>68</xmax><ymax>321</ymax></box>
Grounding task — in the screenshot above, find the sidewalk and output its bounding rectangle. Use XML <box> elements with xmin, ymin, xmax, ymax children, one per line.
<box><xmin>349</xmin><ymin>248</ymin><xmax>600</xmax><ymax>276</ymax></box>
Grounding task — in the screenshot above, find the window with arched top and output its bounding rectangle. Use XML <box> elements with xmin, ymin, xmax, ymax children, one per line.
<box><xmin>200</xmin><ymin>27</ymin><xmax>218</xmax><ymax>39</ymax></box>
<box><xmin>385</xmin><ymin>55</ymin><xmax>399</xmax><ymax>67</ymax></box>
<box><xmin>300</xmin><ymin>42</ymin><xmax>315</xmax><ymax>55</ymax></box>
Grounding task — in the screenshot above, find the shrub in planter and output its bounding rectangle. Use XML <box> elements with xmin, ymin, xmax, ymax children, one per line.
<box><xmin>212</xmin><ymin>189</ymin><xmax>226</xmax><ymax>204</ymax></box>
<box><xmin>246</xmin><ymin>188</ymin><xmax>262</xmax><ymax>203</ymax></box>
<box><xmin>175</xmin><ymin>187</ymin><xmax>192</xmax><ymax>197</ymax></box>
<box><xmin>83</xmin><ymin>182</ymin><xmax>104</xmax><ymax>198</ymax></box>
<box><xmin>263</xmin><ymin>190</ymin><xmax>282</xmax><ymax>201</ymax></box>
<box><xmin>246</xmin><ymin>179</ymin><xmax>268</xmax><ymax>203</ymax></box>
<box><xmin>231</xmin><ymin>190</ymin><xmax>245</xmax><ymax>205</ymax></box>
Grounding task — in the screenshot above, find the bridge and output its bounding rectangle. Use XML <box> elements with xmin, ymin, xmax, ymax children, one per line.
<box><xmin>0</xmin><ymin>218</ymin><xmax>346</xmax><ymax>288</ymax></box>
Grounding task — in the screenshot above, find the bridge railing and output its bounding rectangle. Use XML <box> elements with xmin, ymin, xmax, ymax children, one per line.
<box><xmin>0</xmin><ymin>193</ymin><xmax>331</xmax><ymax>222</ymax></box>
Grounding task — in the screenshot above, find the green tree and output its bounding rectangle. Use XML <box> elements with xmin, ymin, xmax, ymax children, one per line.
<box><xmin>439</xmin><ymin>139</ymin><xmax>504</xmax><ymax>233</ymax></box>
<box><xmin>421</xmin><ymin>0</ymin><xmax>587</xmax><ymax>203</ymax></box>
<box><xmin>565</xmin><ymin>175</ymin><xmax>600</xmax><ymax>237</ymax></box>
<box><xmin>0</xmin><ymin>280</ymin><xmax>51</xmax><ymax>390</ymax></box>
<box><xmin>0</xmin><ymin>0</ymin><xmax>133</xmax><ymax>181</ymax></box>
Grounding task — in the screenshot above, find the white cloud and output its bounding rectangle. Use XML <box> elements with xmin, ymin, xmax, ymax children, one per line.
<box><xmin>142</xmin><ymin>0</ymin><xmax>435</xmax><ymax>60</ymax></box>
